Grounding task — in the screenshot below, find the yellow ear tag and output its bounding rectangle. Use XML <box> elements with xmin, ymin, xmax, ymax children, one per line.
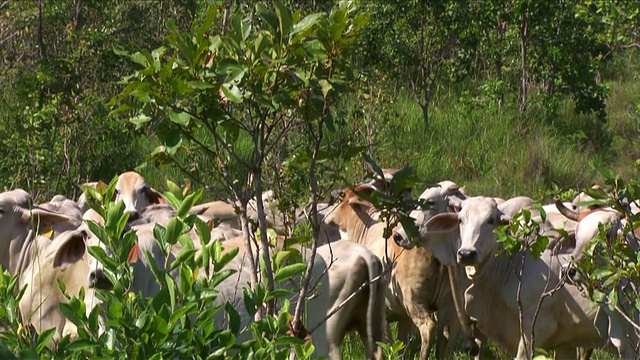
<box><xmin>41</xmin><ymin>227</ymin><xmax>54</xmax><ymax>239</ymax></box>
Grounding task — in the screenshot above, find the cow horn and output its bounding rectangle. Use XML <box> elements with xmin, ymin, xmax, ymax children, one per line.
<box><xmin>555</xmin><ymin>200</ymin><xmax>579</xmax><ymax>221</ymax></box>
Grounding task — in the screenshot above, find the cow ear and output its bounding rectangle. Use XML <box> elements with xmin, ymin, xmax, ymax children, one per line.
<box><xmin>348</xmin><ymin>196</ymin><xmax>370</xmax><ymax>207</ymax></box>
<box><xmin>448</xmin><ymin>197</ymin><xmax>465</xmax><ymax>212</ymax></box>
<box><xmin>329</xmin><ymin>189</ymin><xmax>343</xmax><ymax>203</ymax></box>
<box><xmin>53</xmin><ymin>234</ymin><xmax>86</xmax><ymax>270</ymax></box>
<box><xmin>354</xmin><ymin>183</ymin><xmax>377</xmax><ymax>194</ymax></box>
<box><xmin>440</xmin><ymin>181</ymin><xmax>460</xmax><ymax>194</ymax></box>
<box><xmin>425</xmin><ymin>213</ymin><xmax>459</xmax><ymax>233</ymax></box>
<box><xmin>145</xmin><ymin>187</ymin><xmax>166</xmax><ymax>205</ymax></box>
<box><xmin>20</xmin><ymin>206</ymin><xmax>72</xmax><ymax>226</ymax></box>
<box><xmin>499</xmin><ymin>214</ymin><xmax>511</xmax><ymax>225</ymax></box>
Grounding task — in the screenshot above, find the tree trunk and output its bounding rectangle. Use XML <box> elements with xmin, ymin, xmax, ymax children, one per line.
<box><xmin>519</xmin><ymin>5</ymin><xmax>529</xmax><ymax>115</ymax></box>
<box><xmin>421</xmin><ymin>99</ymin><xmax>430</xmax><ymax>134</ymax></box>
<box><xmin>237</xmin><ymin>200</ymin><xmax>261</xmax><ymax>321</ymax></box>
<box><xmin>253</xmin><ymin>125</ymin><xmax>276</xmax><ymax>316</ymax></box>
<box><xmin>37</xmin><ymin>0</ymin><xmax>46</xmax><ymax>60</ymax></box>
<box><xmin>496</xmin><ymin>9</ymin><xmax>506</xmax><ymax>109</ymax></box>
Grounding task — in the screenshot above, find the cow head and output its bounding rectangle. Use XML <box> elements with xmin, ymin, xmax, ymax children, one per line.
<box><xmin>115</xmin><ymin>171</ymin><xmax>165</xmax><ymax>222</ymax></box>
<box><xmin>455</xmin><ymin>197</ymin><xmax>510</xmax><ymax>268</ymax></box>
<box><xmin>18</xmin><ymin>218</ymin><xmax>97</xmax><ymax>344</ymax></box>
<box><xmin>323</xmin><ymin>185</ymin><xmax>377</xmax><ymax>228</ymax></box>
<box><xmin>393</xmin><ymin>182</ymin><xmax>467</xmax><ymax>262</ymax></box>
<box><xmin>0</xmin><ymin>189</ymin><xmax>78</xmax><ymax>275</ymax></box>
<box><xmin>402</xmin><ymin>197</ymin><xmax>510</xmax><ymax>273</ymax></box>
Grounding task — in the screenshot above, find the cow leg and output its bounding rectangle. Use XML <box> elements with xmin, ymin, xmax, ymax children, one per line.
<box><xmin>396</xmin><ymin>319</ymin><xmax>414</xmax><ymax>348</ymax></box>
<box><xmin>553</xmin><ymin>346</ymin><xmax>584</xmax><ymax>360</ymax></box>
<box><xmin>471</xmin><ymin>330</ymin><xmax>487</xmax><ymax>360</ymax></box>
<box><xmin>577</xmin><ymin>347</ymin><xmax>593</xmax><ymax>360</ymax></box>
<box><xmin>436</xmin><ymin>306</ymin><xmax>461</xmax><ymax>359</ymax></box>
<box><xmin>413</xmin><ymin>312</ymin><xmax>437</xmax><ymax>360</ymax></box>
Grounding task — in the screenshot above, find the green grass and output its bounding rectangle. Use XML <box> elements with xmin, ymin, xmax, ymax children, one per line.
<box><xmin>338</xmin><ymin>76</ymin><xmax>639</xmax><ymax>203</ymax></box>
<box><xmin>339</xmin><ymin>326</ymin><xmax>622</xmax><ymax>360</ymax></box>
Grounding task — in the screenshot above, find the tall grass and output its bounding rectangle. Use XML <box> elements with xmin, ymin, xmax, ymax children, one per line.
<box><xmin>338</xmin><ymin>77</ymin><xmax>639</xmax><ymax>202</ymax></box>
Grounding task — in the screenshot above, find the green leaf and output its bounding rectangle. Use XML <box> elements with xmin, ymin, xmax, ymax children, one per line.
<box><xmin>178</xmin><ymin>189</ymin><xmax>202</xmax><ymax>218</ymax></box>
<box><xmin>169</xmin><ymin>302</ymin><xmax>197</xmax><ymax>326</ymax></box>
<box><xmin>166</xmin><ymin>273</ymin><xmax>176</xmax><ymax>311</ymax></box>
<box><xmin>65</xmin><ymin>339</ymin><xmax>99</xmax><ymax>352</ymax></box>
<box><xmin>221</xmin><ymin>83</ymin><xmax>243</xmax><ymax>103</ymax></box>
<box><xmin>274</xmin><ymin>263</ymin><xmax>306</xmax><ymax>283</ymax></box>
<box><xmin>106</xmin><ymin>200</ymin><xmax>127</xmax><ymax>232</ymax></box>
<box><xmin>165</xmin><ymin>218</ymin><xmax>183</xmax><ymax>245</ymax></box>
<box><xmin>36</xmin><ymin>327</ymin><xmax>57</xmax><ymax>353</ymax></box>
<box><xmin>291</xmin><ymin>13</ymin><xmax>322</xmax><ymax>37</ymax></box>
<box><xmin>362</xmin><ymin>153</ymin><xmax>384</xmax><ymax>181</ymax></box>
<box><xmin>112</xmin><ymin>48</ymin><xmax>130</xmax><ymax>57</ymax></box>
<box><xmin>319</xmin><ymin>79</ymin><xmax>333</xmax><ymax>97</ymax></box>
<box><xmin>196</xmin><ymin>5</ymin><xmax>218</xmax><ymax>41</ymax></box>
<box><xmin>129</xmin><ymin>52</ymin><xmax>150</xmax><ymax>68</ymax></box>
<box><xmin>215</xmin><ymin>247</ymin><xmax>240</xmax><ymax>272</ymax></box>
<box><xmin>211</xmin><ymin>240</ymin><xmax>223</xmax><ymax>263</ymax></box>
<box><xmin>274</xmin><ymin>0</ymin><xmax>293</xmax><ymax>40</ymax></box>
<box><xmin>129</xmin><ymin>114</ymin><xmax>152</xmax><ymax>128</ymax></box>
<box><xmin>172</xmin><ymin>246</ymin><xmax>196</xmax><ymax>271</ymax></box>
<box><xmin>162</xmin><ymin>191</ymin><xmax>181</xmax><ymax>211</ymax></box>
<box><xmin>273</xmin><ymin>250</ymin><xmax>292</xmax><ymax>269</ymax></box>
<box><xmin>187</xmin><ymin>81</ymin><xmax>214</xmax><ymax>89</ymax></box>
<box><xmin>210</xmin><ymin>269</ymin><xmax>236</xmax><ymax>288</ymax></box>
<box><xmin>194</xmin><ymin>218</ymin><xmax>212</xmax><ymax>247</ymax></box>
<box><xmin>225</xmin><ymin>302</ymin><xmax>241</xmax><ymax>334</ymax></box>
<box><xmin>87</xmin><ymin>245</ymin><xmax>118</xmax><ymax>272</ymax></box>
<box><xmin>166</xmin><ymin>180</ymin><xmax>183</xmax><ymax>201</ymax></box>
<box><xmin>168</xmin><ymin>111</ymin><xmax>190</xmax><ymax>126</ymax></box>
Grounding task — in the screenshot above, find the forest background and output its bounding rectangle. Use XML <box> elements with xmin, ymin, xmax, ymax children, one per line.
<box><xmin>1</xmin><ymin>0</ymin><xmax>639</xmax><ymax>203</ymax></box>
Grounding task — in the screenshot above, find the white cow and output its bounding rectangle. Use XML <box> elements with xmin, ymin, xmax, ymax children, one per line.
<box><xmin>0</xmin><ymin>190</ymin><xmax>96</xmax><ymax>342</ymax></box>
<box><xmin>554</xmin><ymin>201</ymin><xmax>623</xmax><ymax>259</ymax></box>
<box><xmin>81</xmin><ymin>205</ymin><xmax>386</xmax><ymax>359</ymax></box>
<box><xmin>0</xmin><ymin>189</ymin><xmax>77</xmax><ymax>276</ymax></box>
<box><xmin>394</xmin><ymin>196</ymin><xmax>638</xmax><ymax>359</ymax></box>
<box><xmin>215</xmin><ymin>236</ymin><xmax>387</xmax><ymax>359</ymax></box>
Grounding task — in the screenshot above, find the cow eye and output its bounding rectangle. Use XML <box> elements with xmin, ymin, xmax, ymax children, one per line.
<box><xmin>487</xmin><ymin>217</ymin><xmax>495</xmax><ymax>225</ymax></box>
<box><xmin>112</xmin><ymin>189</ymin><xmax>119</xmax><ymax>202</ymax></box>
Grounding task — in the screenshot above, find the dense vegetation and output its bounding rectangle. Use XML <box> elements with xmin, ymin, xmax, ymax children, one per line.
<box><xmin>1</xmin><ymin>0</ymin><xmax>639</xmax><ymax>201</ymax></box>
<box><xmin>0</xmin><ymin>1</ymin><xmax>639</xmax><ymax>359</ymax></box>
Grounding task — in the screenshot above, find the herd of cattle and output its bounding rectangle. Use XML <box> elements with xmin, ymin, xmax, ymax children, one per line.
<box><xmin>1</xmin><ymin>170</ymin><xmax>639</xmax><ymax>359</ymax></box>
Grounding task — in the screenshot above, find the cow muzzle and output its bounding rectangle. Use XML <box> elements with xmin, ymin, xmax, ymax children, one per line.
<box><xmin>457</xmin><ymin>248</ymin><xmax>477</xmax><ymax>264</ymax></box>
<box><xmin>89</xmin><ymin>269</ymin><xmax>113</xmax><ymax>290</ymax></box>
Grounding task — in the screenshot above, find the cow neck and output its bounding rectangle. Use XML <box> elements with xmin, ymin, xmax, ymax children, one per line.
<box><xmin>469</xmin><ymin>241</ymin><xmax>522</xmax><ymax>288</ymax></box>
<box><xmin>343</xmin><ymin>203</ymin><xmax>385</xmax><ymax>245</ymax></box>
<box><xmin>14</xmin><ymin>229</ymin><xmax>38</xmax><ymax>288</ymax></box>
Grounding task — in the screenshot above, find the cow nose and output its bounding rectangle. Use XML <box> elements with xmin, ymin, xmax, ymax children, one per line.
<box><xmin>89</xmin><ymin>269</ymin><xmax>113</xmax><ymax>290</ymax></box>
<box><xmin>457</xmin><ymin>249</ymin><xmax>477</xmax><ymax>263</ymax></box>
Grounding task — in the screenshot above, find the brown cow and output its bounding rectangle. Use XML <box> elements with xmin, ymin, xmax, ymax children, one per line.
<box><xmin>323</xmin><ymin>183</ymin><xmax>463</xmax><ymax>359</ymax></box>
